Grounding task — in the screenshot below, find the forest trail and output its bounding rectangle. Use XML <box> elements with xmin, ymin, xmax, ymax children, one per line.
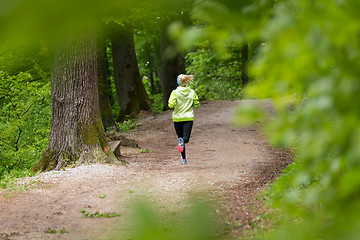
<box><xmin>0</xmin><ymin>100</ymin><xmax>291</xmax><ymax>240</ymax></box>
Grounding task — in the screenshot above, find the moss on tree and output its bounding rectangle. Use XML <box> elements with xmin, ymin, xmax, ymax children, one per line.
<box><xmin>33</xmin><ymin>150</ymin><xmax>57</xmax><ymax>172</ymax></box>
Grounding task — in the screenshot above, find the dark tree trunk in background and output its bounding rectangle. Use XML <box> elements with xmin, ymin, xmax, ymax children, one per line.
<box><xmin>96</xmin><ymin>32</ymin><xmax>117</xmax><ymax>131</ymax></box>
<box><xmin>34</xmin><ymin>31</ymin><xmax>113</xmax><ymax>172</ymax></box>
<box><xmin>109</xmin><ymin>22</ymin><xmax>151</xmax><ymax>122</ymax></box>
<box><xmin>241</xmin><ymin>43</ymin><xmax>249</xmax><ymax>86</ymax></box>
<box><xmin>159</xmin><ymin>21</ymin><xmax>186</xmax><ymax>111</ymax></box>
<box><xmin>149</xmin><ymin>72</ymin><xmax>155</xmax><ymax>94</ymax></box>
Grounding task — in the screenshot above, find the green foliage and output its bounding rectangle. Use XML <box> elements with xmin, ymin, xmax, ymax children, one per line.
<box><xmin>105</xmin><ymin>41</ymin><xmax>121</xmax><ymax>118</ymax></box>
<box><xmin>249</xmin><ymin>0</ymin><xmax>360</xmax><ymax>238</ymax></box>
<box><xmin>44</xmin><ymin>227</ymin><xmax>69</xmax><ymax>234</ymax></box>
<box><xmin>216</xmin><ymin>0</ymin><xmax>360</xmax><ymax>239</ymax></box>
<box><xmin>141</xmin><ymin>75</ymin><xmax>163</xmax><ymax>111</ymax></box>
<box><xmin>44</xmin><ymin>228</ymin><xmax>57</xmax><ymax>234</ymax></box>
<box><xmin>135</xmin><ymin>27</ymin><xmax>162</xmax><ymax>91</ymax></box>
<box><xmin>181</xmin><ymin>0</ymin><xmax>272</xmax><ymax>54</ymax></box>
<box><xmin>186</xmin><ymin>47</ymin><xmax>243</xmax><ymax>100</ymax></box>
<box><xmin>149</xmin><ymin>93</ymin><xmax>164</xmax><ymax>111</ymax></box>
<box><xmin>182</xmin><ymin>0</ymin><xmax>360</xmax><ymax>239</ymax></box>
<box><xmin>3</xmin><ymin>0</ymin><xmax>359</xmax><ymax>238</ymax></box>
<box><xmin>0</xmin><ymin>169</ymin><xmax>36</xmax><ymax>190</ymax></box>
<box><xmin>80</xmin><ymin>208</ymin><xmax>122</xmax><ymax>218</ymax></box>
<box><xmin>135</xmin><ymin>27</ymin><xmax>165</xmax><ymax>111</ymax></box>
<box><xmin>0</xmin><ymin>47</ymin><xmax>51</xmax><ymax>180</ymax></box>
<box><xmin>115</xmin><ymin>118</ymin><xmax>142</xmax><ymax>132</ymax></box>
<box><xmin>140</xmin><ymin>148</ymin><xmax>155</xmax><ymax>153</ymax></box>
<box><xmin>110</xmin><ymin>198</ymin><xmax>223</xmax><ymax>240</ymax></box>
<box><xmin>59</xmin><ymin>228</ymin><xmax>69</xmax><ymax>234</ymax></box>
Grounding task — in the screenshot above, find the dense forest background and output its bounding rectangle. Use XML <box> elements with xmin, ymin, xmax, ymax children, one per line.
<box><xmin>1</xmin><ymin>0</ymin><xmax>360</xmax><ymax>239</ymax></box>
<box><xmin>0</xmin><ymin>17</ymin><xmax>248</xmax><ymax>179</ymax></box>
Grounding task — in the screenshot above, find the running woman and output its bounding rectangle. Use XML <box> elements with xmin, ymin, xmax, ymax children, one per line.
<box><xmin>168</xmin><ymin>74</ymin><xmax>200</xmax><ymax>164</ymax></box>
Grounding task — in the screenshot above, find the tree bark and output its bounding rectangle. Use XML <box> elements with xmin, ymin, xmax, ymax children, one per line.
<box><xmin>109</xmin><ymin>22</ymin><xmax>151</xmax><ymax>122</ymax></box>
<box><xmin>159</xmin><ymin>21</ymin><xmax>186</xmax><ymax>111</ymax></box>
<box><xmin>34</xmin><ymin>30</ymin><xmax>114</xmax><ymax>172</ymax></box>
<box><xmin>96</xmin><ymin>32</ymin><xmax>117</xmax><ymax>131</ymax></box>
<box><xmin>241</xmin><ymin>43</ymin><xmax>249</xmax><ymax>86</ymax></box>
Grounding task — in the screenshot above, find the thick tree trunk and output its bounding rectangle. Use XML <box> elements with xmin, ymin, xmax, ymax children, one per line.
<box><xmin>241</xmin><ymin>43</ymin><xmax>249</xmax><ymax>86</ymax></box>
<box><xmin>96</xmin><ymin>33</ymin><xmax>117</xmax><ymax>131</ymax></box>
<box><xmin>159</xmin><ymin>21</ymin><xmax>186</xmax><ymax>111</ymax></box>
<box><xmin>109</xmin><ymin>22</ymin><xmax>151</xmax><ymax>122</ymax></box>
<box><xmin>34</xmin><ymin>31</ymin><xmax>114</xmax><ymax>172</ymax></box>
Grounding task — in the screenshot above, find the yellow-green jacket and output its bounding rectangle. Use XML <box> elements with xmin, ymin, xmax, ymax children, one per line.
<box><xmin>168</xmin><ymin>86</ymin><xmax>200</xmax><ymax>122</ymax></box>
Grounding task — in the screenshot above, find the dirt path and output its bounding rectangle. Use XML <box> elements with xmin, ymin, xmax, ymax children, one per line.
<box><xmin>0</xmin><ymin>100</ymin><xmax>291</xmax><ymax>240</ymax></box>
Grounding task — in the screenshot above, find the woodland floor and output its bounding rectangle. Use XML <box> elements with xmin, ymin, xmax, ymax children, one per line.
<box><xmin>0</xmin><ymin>100</ymin><xmax>292</xmax><ymax>240</ymax></box>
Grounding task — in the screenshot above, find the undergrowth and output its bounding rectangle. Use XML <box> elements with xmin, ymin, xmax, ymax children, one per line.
<box><xmin>114</xmin><ymin>118</ymin><xmax>142</xmax><ymax>132</ymax></box>
<box><xmin>108</xmin><ymin>196</ymin><xmax>227</xmax><ymax>240</ymax></box>
<box><xmin>0</xmin><ymin>169</ymin><xmax>36</xmax><ymax>190</ymax></box>
<box><xmin>240</xmin><ymin>161</ymin><xmax>305</xmax><ymax>240</ymax></box>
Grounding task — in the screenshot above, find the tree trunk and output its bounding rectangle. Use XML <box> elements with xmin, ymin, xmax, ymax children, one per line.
<box><xmin>159</xmin><ymin>21</ymin><xmax>186</xmax><ymax>111</ymax></box>
<box><xmin>149</xmin><ymin>72</ymin><xmax>155</xmax><ymax>94</ymax></box>
<box><xmin>109</xmin><ymin>22</ymin><xmax>151</xmax><ymax>122</ymax></box>
<box><xmin>34</xmin><ymin>31</ymin><xmax>114</xmax><ymax>172</ymax></box>
<box><xmin>96</xmin><ymin>32</ymin><xmax>117</xmax><ymax>131</ymax></box>
<box><xmin>241</xmin><ymin>43</ymin><xmax>249</xmax><ymax>86</ymax></box>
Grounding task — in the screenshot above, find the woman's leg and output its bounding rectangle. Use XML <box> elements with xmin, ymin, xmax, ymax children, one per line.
<box><xmin>173</xmin><ymin>122</ymin><xmax>184</xmax><ymax>139</ymax></box>
<box><xmin>174</xmin><ymin>122</ymin><xmax>185</xmax><ymax>156</ymax></box>
<box><xmin>182</xmin><ymin>121</ymin><xmax>193</xmax><ymax>144</ymax></box>
<box><xmin>174</xmin><ymin>121</ymin><xmax>193</xmax><ymax>162</ymax></box>
<box><xmin>180</xmin><ymin>121</ymin><xmax>193</xmax><ymax>160</ymax></box>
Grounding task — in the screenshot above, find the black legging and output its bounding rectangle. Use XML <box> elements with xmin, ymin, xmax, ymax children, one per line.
<box><xmin>174</xmin><ymin>121</ymin><xmax>193</xmax><ymax>159</ymax></box>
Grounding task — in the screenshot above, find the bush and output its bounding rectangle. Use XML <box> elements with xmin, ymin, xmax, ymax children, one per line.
<box><xmin>186</xmin><ymin>47</ymin><xmax>243</xmax><ymax>100</ymax></box>
<box><xmin>246</xmin><ymin>0</ymin><xmax>360</xmax><ymax>239</ymax></box>
<box><xmin>0</xmin><ymin>48</ymin><xmax>51</xmax><ymax>180</ymax></box>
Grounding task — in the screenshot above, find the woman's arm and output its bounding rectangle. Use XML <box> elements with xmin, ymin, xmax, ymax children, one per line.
<box><xmin>168</xmin><ymin>91</ymin><xmax>177</xmax><ymax>109</ymax></box>
<box><xmin>193</xmin><ymin>91</ymin><xmax>200</xmax><ymax>108</ymax></box>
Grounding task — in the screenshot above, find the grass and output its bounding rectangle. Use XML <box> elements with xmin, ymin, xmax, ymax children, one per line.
<box><xmin>140</xmin><ymin>148</ymin><xmax>155</xmax><ymax>153</ymax></box>
<box><xmin>80</xmin><ymin>208</ymin><xmax>122</xmax><ymax>218</ymax></box>
<box><xmin>0</xmin><ymin>169</ymin><xmax>40</xmax><ymax>192</ymax></box>
<box><xmin>44</xmin><ymin>227</ymin><xmax>69</xmax><ymax>234</ymax></box>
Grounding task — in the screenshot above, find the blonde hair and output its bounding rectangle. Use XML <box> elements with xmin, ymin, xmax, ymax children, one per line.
<box><xmin>178</xmin><ymin>74</ymin><xmax>194</xmax><ymax>86</ymax></box>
